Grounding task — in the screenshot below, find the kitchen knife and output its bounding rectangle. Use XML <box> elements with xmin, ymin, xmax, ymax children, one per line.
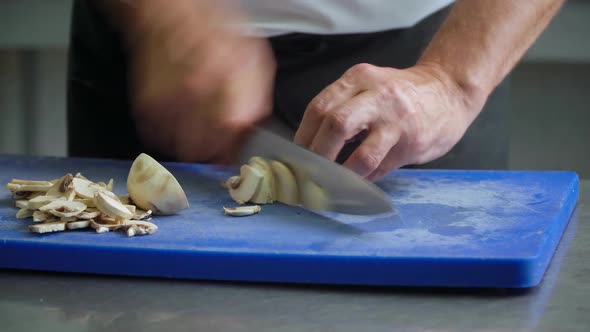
<box><xmin>237</xmin><ymin>127</ymin><xmax>393</xmax><ymax>215</ymax></box>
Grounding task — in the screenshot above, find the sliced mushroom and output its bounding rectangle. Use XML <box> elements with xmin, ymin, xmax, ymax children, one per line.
<box><xmin>223</xmin><ymin>176</ymin><xmax>241</xmax><ymax>190</ymax></box>
<box><xmin>117</xmin><ymin>195</ymin><xmax>132</xmax><ymax>205</ymax></box>
<box><xmin>130</xmin><ymin>209</ymin><xmax>151</xmax><ymax>220</ymax></box>
<box><xmin>72</xmin><ymin>178</ymin><xmax>104</xmax><ymax>199</ymax></box>
<box><xmin>126</xmin><ymin>153</ymin><xmax>189</xmax><ymax>215</ymax></box>
<box><xmin>91</xmin><ymin>218</ymin><xmax>123</xmax><ymax>232</ymax></box>
<box><xmin>39</xmin><ymin>200</ymin><xmax>87</xmax><ymax>218</ymax></box>
<box><xmin>26</xmin><ymin>192</ymin><xmax>43</xmax><ymax>200</ymax></box>
<box><xmin>6</xmin><ymin>182</ymin><xmax>53</xmax><ymax>192</ymax></box>
<box><xmin>10</xmin><ymin>179</ymin><xmax>52</xmax><ymax>185</ymax></box>
<box><xmin>223</xmin><ymin>205</ymin><xmax>261</xmax><ymax>217</ymax></box>
<box><xmin>16</xmin><ymin>208</ymin><xmax>34</xmax><ymax>219</ymax></box>
<box><xmin>97</xmin><ymin>213</ymin><xmax>118</xmax><ymax>225</ymax></box>
<box><xmin>92</xmin><ymin>225</ymin><xmax>110</xmax><ymax>233</ymax></box>
<box><xmin>27</xmin><ymin>196</ymin><xmax>64</xmax><ymax>210</ymax></box>
<box><xmin>101</xmin><ymin>189</ymin><xmax>123</xmax><ymax>203</ymax></box>
<box><xmin>5</xmin><ymin>164</ymin><xmax>165</xmax><ymax>237</ymax></box>
<box><xmin>15</xmin><ymin>200</ymin><xmax>28</xmax><ymax>209</ymax></box>
<box><xmin>33</xmin><ymin>211</ymin><xmax>49</xmax><ymax>222</ymax></box>
<box><xmin>46</xmin><ymin>173</ymin><xmax>74</xmax><ymax>197</ymax></box>
<box><xmin>76</xmin><ymin>208</ymin><xmax>101</xmax><ymax>220</ymax></box>
<box><xmin>270</xmin><ymin>160</ymin><xmax>299</xmax><ymax>206</ymax></box>
<box><xmin>124</xmin><ymin>204</ymin><xmax>136</xmax><ymax>214</ymax></box>
<box><xmin>29</xmin><ymin>221</ymin><xmax>66</xmax><ymax>234</ymax></box>
<box><xmin>94</xmin><ymin>191</ymin><xmax>134</xmax><ymax>220</ymax></box>
<box><xmin>299</xmin><ymin>178</ymin><xmax>330</xmax><ymax>211</ymax></box>
<box><xmin>10</xmin><ymin>190</ymin><xmax>31</xmax><ymax>200</ymax></box>
<box><xmin>74</xmin><ymin>198</ymin><xmax>96</xmax><ymax>208</ymax></box>
<box><xmin>123</xmin><ymin>220</ymin><xmax>158</xmax><ymax>237</ymax></box>
<box><xmin>107</xmin><ymin>179</ymin><xmax>114</xmax><ymax>192</ymax></box>
<box><xmin>228</xmin><ymin>164</ymin><xmax>263</xmax><ymax>204</ymax></box>
<box><xmin>74</xmin><ymin>173</ymin><xmax>88</xmax><ymax>180</ymax></box>
<box><xmin>248</xmin><ymin>157</ymin><xmax>275</xmax><ymax>204</ymax></box>
<box><xmin>66</xmin><ymin>220</ymin><xmax>91</xmax><ymax>230</ymax></box>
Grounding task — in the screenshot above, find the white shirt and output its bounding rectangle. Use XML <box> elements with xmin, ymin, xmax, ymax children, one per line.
<box><xmin>234</xmin><ymin>0</ymin><xmax>455</xmax><ymax>37</ymax></box>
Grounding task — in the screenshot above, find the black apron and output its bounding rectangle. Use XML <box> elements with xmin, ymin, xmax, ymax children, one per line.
<box><xmin>66</xmin><ymin>0</ymin><xmax>510</xmax><ymax>169</ymax></box>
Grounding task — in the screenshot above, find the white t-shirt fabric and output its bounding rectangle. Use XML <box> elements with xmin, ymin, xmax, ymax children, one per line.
<box><xmin>233</xmin><ymin>0</ymin><xmax>455</xmax><ymax>37</ymax></box>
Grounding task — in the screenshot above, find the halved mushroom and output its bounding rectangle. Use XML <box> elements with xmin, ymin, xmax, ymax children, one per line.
<box><xmin>94</xmin><ymin>191</ymin><xmax>134</xmax><ymax>220</ymax></box>
<box><xmin>270</xmin><ymin>160</ymin><xmax>299</xmax><ymax>206</ymax></box>
<box><xmin>127</xmin><ymin>153</ymin><xmax>189</xmax><ymax>215</ymax></box>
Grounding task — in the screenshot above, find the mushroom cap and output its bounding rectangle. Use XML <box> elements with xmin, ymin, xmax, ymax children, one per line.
<box><xmin>127</xmin><ymin>153</ymin><xmax>189</xmax><ymax>215</ymax></box>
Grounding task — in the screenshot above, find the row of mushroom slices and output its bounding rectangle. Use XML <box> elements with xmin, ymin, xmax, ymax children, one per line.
<box><xmin>5</xmin><ymin>153</ymin><xmax>189</xmax><ymax>236</ymax></box>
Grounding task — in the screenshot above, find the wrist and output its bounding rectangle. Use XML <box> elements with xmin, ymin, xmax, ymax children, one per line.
<box><xmin>415</xmin><ymin>60</ymin><xmax>489</xmax><ymax>120</ymax></box>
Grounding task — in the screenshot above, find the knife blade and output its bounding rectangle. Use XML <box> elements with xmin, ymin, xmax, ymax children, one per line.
<box><xmin>237</xmin><ymin>127</ymin><xmax>393</xmax><ymax>215</ymax></box>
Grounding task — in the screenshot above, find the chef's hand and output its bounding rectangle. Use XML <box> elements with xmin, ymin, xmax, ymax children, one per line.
<box><xmin>294</xmin><ymin>63</ymin><xmax>484</xmax><ymax>181</ymax></box>
<box><xmin>127</xmin><ymin>2</ymin><xmax>275</xmax><ymax>163</ymax></box>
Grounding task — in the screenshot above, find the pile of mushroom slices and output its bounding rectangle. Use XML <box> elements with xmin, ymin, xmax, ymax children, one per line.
<box><xmin>223</xmin><ymin>156</ymin><xmax>328</xmax><ymax>216</ymax></box>
<box><xmin>5</xmin><ymin>153</ymin><xmax>188</xmax><ymax>237</ymax></box>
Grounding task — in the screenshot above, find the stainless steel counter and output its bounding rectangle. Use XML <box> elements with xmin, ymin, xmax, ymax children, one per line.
<box><xmin>1</xmin><ymin>181</ymin><xmax>588</xmax><ymax>332</ymax></box>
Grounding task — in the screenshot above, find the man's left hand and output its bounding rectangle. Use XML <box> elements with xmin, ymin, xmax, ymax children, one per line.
<box><xmin>294</xmin><ymin>63</ymin><xmax>483</xmax><ymax>181</ymax></box>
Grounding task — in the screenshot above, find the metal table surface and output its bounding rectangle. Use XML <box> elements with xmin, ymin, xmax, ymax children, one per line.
<box><xmin>1</xmin><ymin>181</ymin><xmax>588</xmax><ymax>332</ymax></box>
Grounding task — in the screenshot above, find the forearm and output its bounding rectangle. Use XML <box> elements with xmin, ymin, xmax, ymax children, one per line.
<box><xmin>92</xmin><ymin>0</ymin><xmax>228</xmax><ymax>52</ymax></box>
<box><xmin>418</xmin><ymin>0</ymin><xmax>564</xmax><ymax>108</ymax></box>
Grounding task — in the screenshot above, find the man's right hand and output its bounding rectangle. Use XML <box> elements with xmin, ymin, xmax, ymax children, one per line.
<box><xmin>108</xmin><ymin>0</ymin><xmax>275</xmax><ymax>163</ymax></box>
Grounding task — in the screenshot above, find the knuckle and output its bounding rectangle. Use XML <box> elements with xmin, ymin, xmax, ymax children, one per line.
<box><xmin>348</xmin><ymin>63</ymin><xmax>375</xmax><ymax>78</ymax></box>
<box><xmin>308</xmin><ymin>96</ymin><xmax>330</xmax><ymax>116</ymax></box>
<box><xmin>325</xmin><ymin>112</ymin><xmax>351</xmax><ymax>135</ymax></box>
<box><xmin>332</xmin><ymin>78</ymin><xmax>353</xmax><ymax>91</ymax></box>
<box><xmin>355</xmin><ymin>149</ymin><xmax>381</xmax><ymax>172</ymax></box>
<box><xmin>378</xmin><ymin>83</ymin><xmax>400</xmax><ymax>100</ymax></box>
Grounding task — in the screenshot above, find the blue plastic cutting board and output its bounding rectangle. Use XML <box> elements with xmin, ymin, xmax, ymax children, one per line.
<box><xmin>0</xmin><ymin>155</ymin><xmax>579</xmax><ymax>288</ymax></box>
